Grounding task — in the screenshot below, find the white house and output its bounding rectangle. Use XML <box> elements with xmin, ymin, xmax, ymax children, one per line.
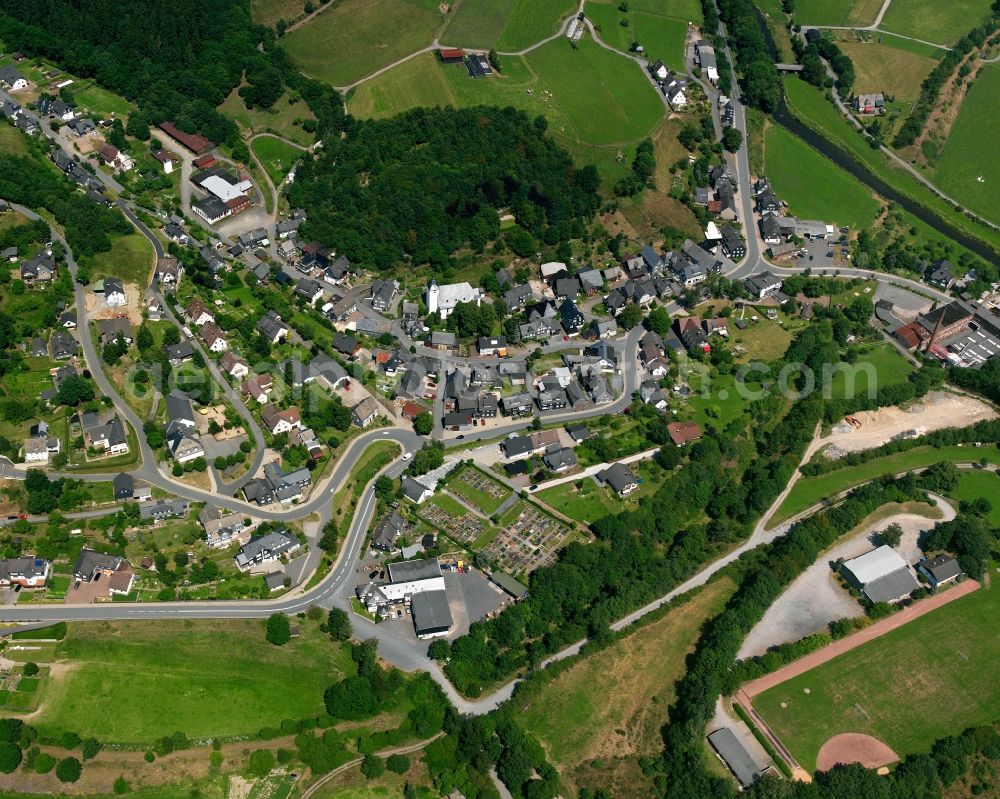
<box><xmin>220</xmin><ymin>352</ymin><xmax>250</xmax><ymax>380</ymax></box>
<box><xmin>426</xmin><ymin>279</ymin><xmax>482</xmax><ymax>320</ymax></box>
<box><xmin>104</xmin><ymin>277</ymin><xmax>126</xmax><ymax>307</ymax></box>
<box><xmin>200</xmin><ymin>323</ymin><xmax>228</xmax><ymax>353</ymax></box>
<box><xmin>0</xmin><ymin>67</ymin><xmax>28</xmax><ymax>92</ymax></box>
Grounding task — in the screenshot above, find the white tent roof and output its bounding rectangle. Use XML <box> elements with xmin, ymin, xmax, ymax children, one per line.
<box><xmin>843</xmin><ymin>545</ymin><xmax>908</xmax><ymax>584</ymax></box>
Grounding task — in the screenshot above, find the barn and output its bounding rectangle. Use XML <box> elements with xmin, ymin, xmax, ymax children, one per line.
<box><xmin>840</xmin><ymin>546</ymin><xmax>919</xmax><ymax>604</ymax></box>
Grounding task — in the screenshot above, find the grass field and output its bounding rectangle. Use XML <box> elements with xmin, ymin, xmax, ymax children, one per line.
<box><xmin>879</xmin><ymin>0</ymin><xmax>994</xmax><ymax>45</ymax></box>
<box><xmin>931</xmin><ymin>65</ymin><xmax>1000</xmax><ymax>227</ymax></box>
<box><xmin>584</xmin><ymin>0</ymin><xmax>690</xmax><ymax>71</ymax></box>
<box><xmin>0</xmin><ymin>121</ymin><xmax>31</xmax><ymax>156</ymax></box>
<box><xmin>281</xmin><ymin>0</ymin><xmax>443</xmax><ymax>87</ymax></box>
<box><xmin>827</xmin><ymin>343</ymin><xmax>914</xmax><ymax>400</ymax></box>
<box><xmin>947</xmin><ymin>470</ymin><xmax>1000</xmax><ymax>526</ymax></box>
<box><xmin>774</xmin><ymin>448</ymin><xmax>1000</xmax><ymax>523</ymax></box>
<box><xmin>442</xmin><ymin>0</ymin><xmax>575</xmax><ymax>50</ymax></box>
<box><xmin>838</xmin><ymin>39</ymin><xmax>940</xmax><ymax>101</ymax></box>
<box><xmin>219</xmin><ymin>87</ymin><xmax>316</xmax><ymax>147</ymax></box>
<box><xmin>26</xmin><ymin>619</ymin><xmax>354</xmax><ymax>743</ymax></box>
<box><xmin>781</xmin><ymin>76</ymin><xmax>1000</xmax><ymax>254</ymax></box>
<box><xmin>83</xmin><ymin>232</ymin><xmax>154</xmax><ymax>285</ymax></box>
<box><xmin>754</xmin><ymin>579</ymin><xmax>1000</xmax><ymax>772</ymax></box>
<box><xmin>347</xmin><ymin>37</ymin><xmax>662</xmax><ymax>152</ymax></box>
<box><xmin>764</xmin><ymin>124</ymin><xmax>881</xmax><ymax>230</ymax></box>
<box><xmin>252</xmin><ymin>0</ymin><xmax>310</xmax><ymax>27</ymax></box>
<box><xmin>794</xmin><ymin>0</ymin><xmax>882</xmax><ymax>26</ymax></box>
<box><xmin>536</xmin><ymin>477</ymin><xmax>621</xmax><ymax>524</ymax></box>
<box><xmin>516</xmin><ymin>579</ymin><xmax>735</xmax><ymax>794</ymax></box>
<box><xmin>69</xmin><ymin>81</ymin><xmax>135</xmax><ymax>116</ymax></box>
<box><xmin>730</xmin><ymin>314</ymin><xmax>795</xmax><ymax>362</ymax></box>
<box><xmin>251</xmin><ymin>135</ymin><xmax>304</xmax><ymax>186</ymax></box>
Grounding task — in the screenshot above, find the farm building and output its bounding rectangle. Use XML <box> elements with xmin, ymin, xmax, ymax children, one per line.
<box><xmin>707</xmin><ymin>728</ymin><xmax>765</xmax><ymax>787</ymax></box>
<box><xmin>840</xmin><ymin>545</ymin><xmax>919</xmax><ymax>603</ymax></box>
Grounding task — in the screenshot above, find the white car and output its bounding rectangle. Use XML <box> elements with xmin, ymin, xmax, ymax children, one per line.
<box><xmin>401</xmin><ymin>452</ymin><xmax>413</xmax><ymax>460</ymax></box>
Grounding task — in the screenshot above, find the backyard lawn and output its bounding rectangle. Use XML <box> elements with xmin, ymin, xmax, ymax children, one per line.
<box><xmin>764</xmin><ymin>124</ymin><xmax>880</xmax><ymax>230</ymax></box>
<box><xmin>28</xmin><ymin>618</ymin><xmax>355</xmax><ymax>743</ymax></box>
<box><xmin>754</xmin><ymin>579</ymin><xmax>1000</xmax><ymax>772</ymax></box>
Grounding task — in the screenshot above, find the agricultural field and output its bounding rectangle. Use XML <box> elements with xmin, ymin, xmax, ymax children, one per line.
<box><xmin>764</xmin><ymin>124</ymin><xmax>881</xmax><ymax>230</ymax></box>
<box><xmin>219</xmin><ymin>87</ymin><xmax>316</xmax><ymax>147</ymax></box>
<box><xmin>879</xmin><ymin>0</ymin><xmax>995</xmax><ymax>46</ymax></box>
<box><xmin>793</xmin><ymin>0</ymin><xmax>882</xmax><ymax>26</ymax></box>
<box><xmin>251</xmin><ymin>135</ymin><xmax>305</xmax><ymax>186</ymax></box>
<box><xmin>837</xmin><ymin>37</ymin><xmax>941</xmax><ymax>102</ymax></box>
<box><xmin>930</xmin><ymin>65</ymin><xmax>1000</xmax><ymax>227</ymax></box>
<box><xmin>753</xmin><ymin>580</ymin><xmax>1000</xmax><ymax>772</ymax></box>
<box><xmin>584</xmin><ymin>0</ymin><xmax>690</xmax><ymax>71</ymax></box>
<box><xmin>827</xmin><ymin>343</ymin><xmax>915</xmax><ymax>400</ymax></box>
<box><xmin>947</xmin><ymin>469</ymin><xmax>1000</xmax><ymax>526</ymax></box>
<box><xmin>774</xmin><ymin>446</ymin><xmax>1000</xmax><ymax>523</ymax></box>
<box><xmin>281</xmin><ymin>0</ymin><xmax>444</xmax><ymax>87</ymax></box>
<box><xmin>515</xmin><ymin>579</ymin><xmax>735</xmax><ymax>795</ymax></box>
<box><xmin>27</xmin><ymin>618</ymin><xmax>355</xmax><ymax>743</ymax></box>
<box><xmin>441</xmin><ymin>0</ymin><xmax>575</xmax><ymax>50</ymax></box>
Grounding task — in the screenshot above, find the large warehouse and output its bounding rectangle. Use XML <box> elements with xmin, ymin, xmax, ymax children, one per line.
<box><xmin>381</xmin><ymin>558</ymin><xmax>445</xmax><ymax>602</ymax></box>
<box><xmin>411</xmin><ymin>590</ymin><xmax>454</xmax><ymax>639</ymax></box>
<box><xmin>840</xmin><ymin>545</ymin><xmax>919</xmax><ymax>603</ymax></box>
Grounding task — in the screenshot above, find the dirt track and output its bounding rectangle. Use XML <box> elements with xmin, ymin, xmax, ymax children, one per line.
<box><xmin>823</xmin><ymin>391</ymin><xmax>996</xmax><ymax>456</ymax></box>
<box><xmin>815</xmin><ymin>732</ymin><xmax>898</xmax><ymax>772</ymax></box>
<box><xmin>741</xmin><ymin>578</ymin><xmax>980</xmax><ymax>698</ymax></box>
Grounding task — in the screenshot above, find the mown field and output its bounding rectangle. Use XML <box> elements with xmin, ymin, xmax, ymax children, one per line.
<box><xmin>754</xmin><ymin>580</ymin><xmax>999</xmax><ymax>773</ymax></box>
<box><xmin>879</xmin><ymin>0</ymin><xmax>995</xmax><ymax>45</ymax></box>
<box><xmin>827</xmin><ymin>343</ymin><xmax>915</xmax><ymax>400</ymax></box>
<box><xmin>281</xmin><ymin>0</ymin><xmax>444</xmax><ymax>86</ymax></box>
<box><xmin>764</xmin><ymin>123</ymin><xmax>881</xmax><ymax>229</ymax></box>
<box><xmin>837</xmin><ymin>37</ymin><xmax>941</xmax><ymax>101</ymax></box>
<box><xmin>515</xmin><ymin>578</ymin><xmax>735</xmax><ymax>795</ymax></box>
<box><xmin>774</xmin><ymin>448</ymin><xmax>1000</xmax><ymax>523</ymax></box>
<box><xmin>584</xmin><ymin>0</ymin><xmax>690</xmax><ymax>71</ymax></box>
<box><xmin>794</xmin><ymin>0</ymin><xmax>882</xmax><ymax>26</ymax></box>
<box><xmin>251</xmin><ymin>135</ymin><xmax>305</xmax><ymax>186</ymax></box>
<box><xmin>27</xmin><ymin>619</ymin><xmax>355</xmax><ymax>743</ymax></box>
<box><xmin>442</xmin><ymin>0</ymin><xmax>575</xmax><ymax>50</ymax></box>
<box><xmin>82</xmin><ymin>232</ymin><xmax>155</xmax><ymax>285</ymax></box>
<box><xmin>931</xmin><ymin>65</ymin><xmax>1000</xmax><ymax>227</ymax></box>
<box><xmin>947</xmin><ymin>469</ymin><xmax>1000</xmax><ymax>525</ymax></box>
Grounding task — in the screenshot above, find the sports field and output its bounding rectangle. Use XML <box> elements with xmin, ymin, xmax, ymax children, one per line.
<box><xmin>281</xmin><ymin>0</ymin><xmax>443</xmax><ymax>86</ymax></box>
<box><xmin>837</xmin><ymin>39</ymin><xmax>939</xmax><ymax>102</ymax></box>
<box><xmin>931</xmin><ymin>65</ymin><xmax>1000</xmax><ymax>227</ymax></box>
<box><xmin>794</xmin><ymin>0</ymin><xmax>882</xmax><ymax>26</ymax></box>
<box><xmin>348</xmin><ymin>38</ymin><xmax>662</xmax><ymax>147</ymax></box>
<box><xmin>753</xmin><ymin>580</ymin><xmax>999</xmax><ymax>772</ymax></box>
<box><xmin>773</xmin><ymin>447</ymin><xmax>1000</xmax><ymax>523</ymax></box>
<box><xmin>880</xmin><ymin>0</ymin><xmax>995</xmax><ymax>45</ymax></box>
<box><xmin>442</xmin><ymin>0</ymin><xmax>574</xmax><ymax>50</ymax></box>
<box><xmin>764</xmin><ymin>124</ymin><xmax>880</xmax><ymax>230</ymax></box>
<box><xmin>27</xmin><ymin>619</ymin><xmax>355</xmax><ymax>743</ymax></box>
<box><xmin>584</xmin><ymin>0</ymin><xmax>690</xmax><ymax>71</ymax></box>
<box><xmin>516</xmin><ymin>579</ymin><xmax>735</xmax><ymax>794</ymax></box>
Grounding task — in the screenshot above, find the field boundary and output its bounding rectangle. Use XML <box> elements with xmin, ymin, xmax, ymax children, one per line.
<box><xmin>741</xmin><ymin>578</ymin><xmax>979</xmax><ymax>700</ymax></box>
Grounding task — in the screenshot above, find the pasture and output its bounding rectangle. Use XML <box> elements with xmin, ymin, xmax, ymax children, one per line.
<box><xmin>442</xmin><ymin>0</ymin><xmax>575</xmax><ymax>51</ymax></box>
<box><xmin>931</xmin><ymin>65</ymin><xmax>1000</xmax><ymax>227</ymax></box>
<box><xmin>879</xmin><ymin>0</ymin><xmax>995</xmax><ymax>45</ymax></box>
<box><xmin>348</xmin><ymin>38</ymin><xmax>662</xmax><ymax>147</ymax></box>
<box><xmin>837</xmin><ymin>38</ymin><xmax>940</xmax><ymax>101</ymax></box>
<box><xmin>773</xmin><ymin>446</ymin><xmax>1000</xmax><ymax>523</ymax></box>
<box><xmin>584</xmin><ymin>0</ymin><xmax>689</xmax><ymax>71</ymax></box>
<box><xmin>516</xmin><ymin>579</ymin><xmax>735</xmax><ymax>795</ymax></box>
<box><xmin>753</xmin><ymin>581</ymin><xmax>1000</xmax><ymax>772</ymax></box>
<box><xmin>281</xmin><ymin>0</ymin><xmax>443</xmax><ymax>86</ymax></box>
<box><xmin>794</xmin><ymin>0</ymin><xmax>882</xmax><ymax>26</ymax></box>
<box><xmin>26</xmin><ymin>618</ymin><xmax>355</xmax><ymax>743</ymax></box>
<box><xmin>218</xmin><ymin>87</ymin><xmax>316</xmax><ymax>146</ymax></box>
<box><xmin>251</xmin><ymin>135</ymin><xmax>304</xmax><ymax>186</ymax></box>
<box><xmin>764</xmin><ymin>124</ymin><xmax>880</xmax><ymax>229</ymax></box>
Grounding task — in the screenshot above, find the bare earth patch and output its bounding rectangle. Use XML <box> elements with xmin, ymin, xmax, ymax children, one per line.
<box><xmin>822</xmin><ymin>391</ymin><xmax>996</xmax><ymax>456</ymax></box>
<box><xmin>816</xmin><ymin>733</ymin><xmax>899</xmax><ymax>771</ymax></box>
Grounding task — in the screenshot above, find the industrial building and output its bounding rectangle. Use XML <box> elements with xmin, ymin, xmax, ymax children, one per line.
<box><xmin>840</xmin><ymin>545</ymin><xmax>919</xmax><ymax>604</ymax></box>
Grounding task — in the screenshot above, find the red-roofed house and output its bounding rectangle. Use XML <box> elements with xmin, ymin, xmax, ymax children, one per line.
<box><xmin>667</xmin><ymin>421</ymin><xmax>702</xmax><ymax>447</ymax></box>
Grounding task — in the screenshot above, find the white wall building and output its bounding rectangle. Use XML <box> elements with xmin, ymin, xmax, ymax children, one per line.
<box><xmin>426</xmin><ymin>280</ymin><xmax>482</xmax><ymax>319</ymax></box>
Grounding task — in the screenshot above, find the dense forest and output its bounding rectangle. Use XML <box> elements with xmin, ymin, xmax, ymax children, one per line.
<box><xmin>288</xmin><ymin>106</ymin><xmax>602</xmax><ymax>270</ymax></box>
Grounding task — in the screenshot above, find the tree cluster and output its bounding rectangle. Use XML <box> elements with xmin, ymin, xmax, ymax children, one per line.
<box><xmin>716</xmin><ymin>0</ymin><xmax>782</xmax><ymax>111</ymax></box>
<box><xmin>288</xmin><ymin>106</ymin><xmax>601</xmax><ymax>270</ymax></box>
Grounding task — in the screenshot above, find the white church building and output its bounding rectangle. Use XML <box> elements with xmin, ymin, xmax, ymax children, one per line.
<box><xmin>426</xmin><ymin>279</ymin><xmax>482</xmax><ymax>319</ymax></box>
